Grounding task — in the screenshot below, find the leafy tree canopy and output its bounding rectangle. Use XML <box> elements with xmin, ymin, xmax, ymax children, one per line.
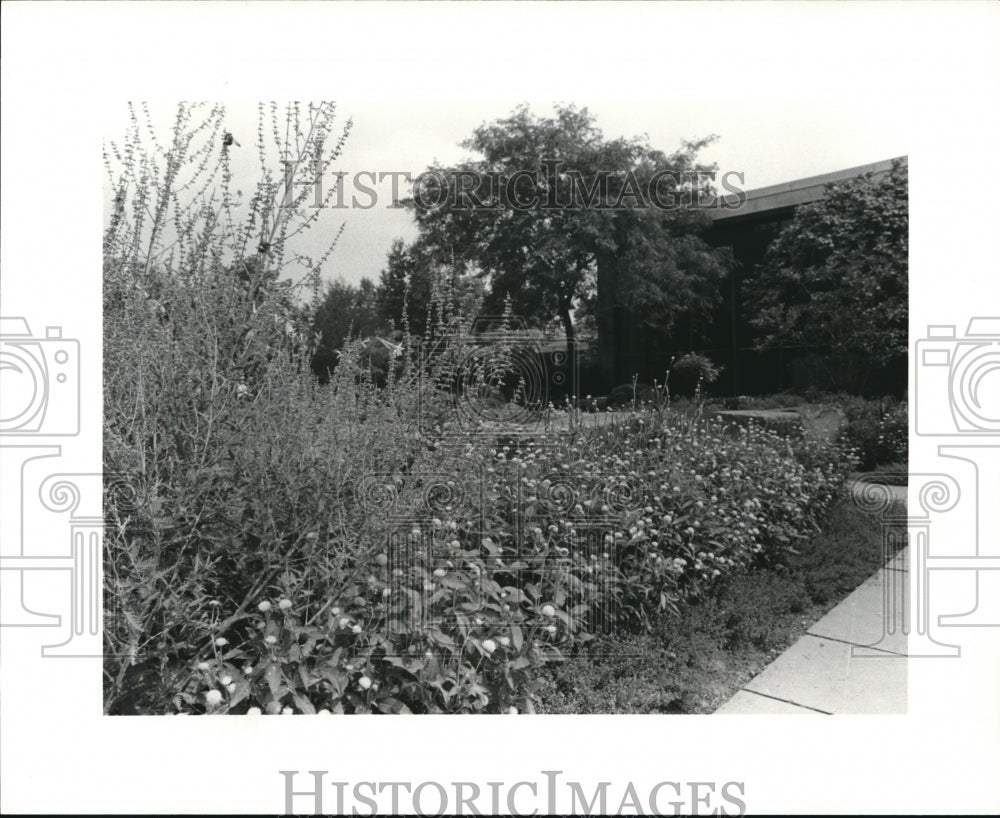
<box><xmin>375</xmin><ymin>237</ymin><xmax>485</xmax><ymax>340</ymax></box>
<box><xmin>310</xmin><ymin>276</ymin><xmax>381</xmax><ymax>381</ymax></box>
<box><xmin>746</xmin><ymin>159</ymin><xmax>908</xmax><ymax>392</ymax></box>
<box><xmin>403</xmin><ymin>104</ymin><xmax>732</xmax><ymax>392</ymax></box>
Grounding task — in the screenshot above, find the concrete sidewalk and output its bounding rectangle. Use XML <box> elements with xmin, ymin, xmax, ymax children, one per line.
<box><xmin>715</xmin><ymin>484</ymin><xmax>909</xmax><ymax>715</ymax></box>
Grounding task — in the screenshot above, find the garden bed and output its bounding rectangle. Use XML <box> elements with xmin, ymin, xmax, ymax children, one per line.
<box><xmin>535</xmin><ymin>495</ymin><xmax>906</xmax><ymax>714</ymax></box>
<box><xmin>104</xmin><ymin>250</ymin><xmax>889</xmax><ymax>716</ymax></box>
<box><xmin>105</xmin><ymin>381</ymin><xmax>862</xmax><ymax>715</ymax></box>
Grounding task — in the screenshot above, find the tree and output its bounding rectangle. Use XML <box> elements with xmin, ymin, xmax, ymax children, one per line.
<box><xmin>375</xmin><ymin>237</ymin><xmax>484</xmax><ymax>339</ymax></box>
<box><xmin>310</xmin><ymin>276</ymin><xmax>382</xmax><ymax>381</ymax></box>
<box><xmin>376</xmin><ymin>239</ymin><xmax>431</xmax><ymax>336</ymax></box>
<box><xmin>745</xmin><ymin>159</ymin><xmax>908</xmax><ymax>393</ymax></box>
<box><xmin>407</xmin><ymin>105</ymin><xmax>731</xmax><ymax>395</ymax></box>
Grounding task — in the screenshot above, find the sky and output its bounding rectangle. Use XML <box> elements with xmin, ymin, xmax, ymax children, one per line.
<box><xmin>106</xmin><ymin>98</ymin><xmax>910</xmax><ymax>288</ymax></box>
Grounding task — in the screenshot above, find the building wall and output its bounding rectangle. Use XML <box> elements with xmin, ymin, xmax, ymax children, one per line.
<box><xmin>589</xmin><ymin>157</ymin><xmax>907</xmax><ymax>397</ymax></box>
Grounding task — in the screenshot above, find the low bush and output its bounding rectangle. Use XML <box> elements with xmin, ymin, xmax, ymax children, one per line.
<box><xmin>834</xmin><ymin>395</ymin><xmax>908</xmax><ymax>470</ymax></box>
<box><xmin>876</xmin><ymin>401</ymin><xmax>908</xmax><ymax>467</ymax></box>
<box><xmin>668</xmin><ymin>353</ymin><xmax>722</xmax><ymax>397</ymax></box>
<box><xmin>606</xmin><ymin>382</ymin><xmax>658</xmax><ymax>408</ymax></box>
<box><xmin>106</xmin><ymin>303</ymin><xmax>858</xmax><ymax>715</ymax></box>
<box><xmin>536</xmin><ymin>497</ymin><xmax>904</xmax><ymax>713</ymax></box>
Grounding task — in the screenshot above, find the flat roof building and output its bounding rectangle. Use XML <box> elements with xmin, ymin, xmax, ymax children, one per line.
<box><xmin>596</xmin><ymin>156</ymin><xmax>907</xmax><ymax>396</ymax></box>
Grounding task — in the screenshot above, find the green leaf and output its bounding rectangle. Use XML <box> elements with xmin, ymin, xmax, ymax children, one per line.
<box><xmin>266</xmin><ymin>662</ymin><xmax>282</xmax><ymax>696</ymax></box>
<box><xmin>375</xmin><ymin>696</ymin><xmax>413</xmax><ymax>714</ymax></box>
<box><xmin>293</xmin><ymin>694</ymin><xmax>316</xmax><ymax>714</ymax></box>
<box><xmin>228</xmin><ymin>681</ymin><xmax>250</xmax><ymax>709</ymax></box>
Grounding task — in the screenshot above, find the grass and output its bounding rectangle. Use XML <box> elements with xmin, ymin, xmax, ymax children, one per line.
<box><xmin>535</xmin><ymin>496</ymin><xmax>905</xmax><ymax>714</ymax></box>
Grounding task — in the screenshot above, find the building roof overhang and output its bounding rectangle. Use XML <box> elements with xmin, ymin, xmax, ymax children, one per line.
<box><xmin>706</xmin><ymin>155</ymin><xmax>907</xmax><ymax>227</ymax></box>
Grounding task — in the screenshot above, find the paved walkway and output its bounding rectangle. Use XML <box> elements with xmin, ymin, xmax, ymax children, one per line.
<box><xmin>716</xmin><ymin>482</ymin><xmax>909</xmax><ymax>715</ymax></box>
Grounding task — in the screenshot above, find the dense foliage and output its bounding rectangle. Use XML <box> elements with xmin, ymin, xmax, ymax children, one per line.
<box><xmin>536</xmin><ymin>498</ymin><xmax>904</xmax><ymax>714</ymax></box>
<box><xmin>309</xmin><ymin>277</ymin><xmax>381</xmax><ymax>382</ymax></box>
<box><xmin>745</xmin><ymin>160</ymin><xmax>908</xmax><ymax>394</ymax></box>
<box><xmin>106</xmin><ymin>294</ymin><xmax>857</xmax><ymax>714</ymax></box>
<box><xmin>401</xmin><ymin>105</ymin><xmax>733</xmax><ymax>395</ymax></box>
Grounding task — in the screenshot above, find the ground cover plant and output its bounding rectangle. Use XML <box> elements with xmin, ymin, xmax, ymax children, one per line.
<box><xmin>535</xmin><ymin>496</ymin><xmax>905</xmax><ymax>714</ymax></box>
<box><xmin>104</xmin><ymin>102</ymin><xmax>870</xmax><ymax>716</ymax></box>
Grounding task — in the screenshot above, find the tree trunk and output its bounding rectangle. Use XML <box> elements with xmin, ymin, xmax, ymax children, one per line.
<box><xmin>558</xmin><ymin>303</ymin><xmax>577</xmax><ymax>406</ymax></box>
<box><xmin>595</xmin><ymin>249</ymin><xmax>617</xmax><ymax>391</ymax></box>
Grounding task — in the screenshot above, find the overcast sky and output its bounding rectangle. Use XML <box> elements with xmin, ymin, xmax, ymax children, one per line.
<box><xmin>108</xmin><ymin>98</ymin><xmax>909</xmax><ymax>289</ymax></box>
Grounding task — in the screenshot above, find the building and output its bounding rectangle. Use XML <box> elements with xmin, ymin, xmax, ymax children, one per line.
<box><xmin>595</xmin><ymin>156</ymin><xmax>907</xmax><ymax>396</ymax></box>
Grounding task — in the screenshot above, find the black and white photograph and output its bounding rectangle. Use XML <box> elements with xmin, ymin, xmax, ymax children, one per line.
<box><xmin>100</xmin><ymin>101</ymin><xmax>909</xmax><ymax>719</ymax></box>
<box><xmin>2</xmin><ymin>2</ymin><xmax>998</xmax><ymax>815</ymax></box>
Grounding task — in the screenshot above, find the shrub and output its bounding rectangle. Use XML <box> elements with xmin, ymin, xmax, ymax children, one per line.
<box><xmin>835</xmin><ymin>395</ymin><xmax>907</xmax><ymax>470</ymax></box>
<box><xmin>107</xmin><ymin>373</ymin><xmax>856</xmax><ymax>715</ymax></box>
<box><xmin>537</xmin><ymin>498</ymin><xmax>902</xmax><ymax>714</ymax></box>
<box><xmin>669</xmin><ymin>353</ymin><xmax>722</xmax><ymax>397</ymax></box>
<box><xmin>606</xmin><ymin>382</ymin><xmax>657</xmax><ymax>408</ymax></box>
<box><xmin>877</xmin><ymin>400</ymin><xmax>908</xmax><ymax>466</ymax></box>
